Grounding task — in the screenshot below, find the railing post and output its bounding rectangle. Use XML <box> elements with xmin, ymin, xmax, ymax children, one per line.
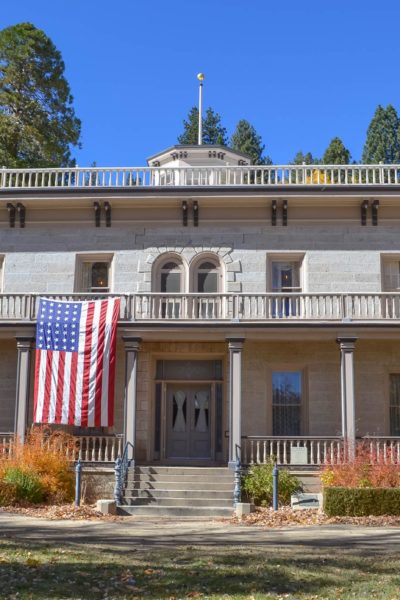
<box><xmin>272</xmin><ymin>463</ymin><xmax>279</xmax><ymax>511</ymax></box>
<box><xmin>114</xmin><ymin>456</ymin><xmax>122</xmax><ymax>504</ymax></box>
<box><xmin>75</xmin><ymin>460</ymin><xmax>82</xmax><ymax>507</ymax></box>
<box><xmin>233</xmin><ymin>458</ymin><xmax>241</xmax><ymax>507</ymax></box>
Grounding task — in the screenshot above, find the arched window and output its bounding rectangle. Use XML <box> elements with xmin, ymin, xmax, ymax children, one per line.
<box><xmin>160</xmin><ymin>260</ymin><xmax>183</xmax><ymax>293</ymax></box>
<box><xmin>196</xmin><ymin>261</ymin><xmax>220</xmax><ymax>293</ymax></box>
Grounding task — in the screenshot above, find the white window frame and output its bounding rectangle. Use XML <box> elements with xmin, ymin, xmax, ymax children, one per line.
<box><xmin>74</xmin><ymin>253</ymin><xmax>114</xmax><ymax>293</ymax></box>
<box><xmin>267</xmin><ymin>253</ymin><xmax>305</xmax><ymax>293</ymax></box>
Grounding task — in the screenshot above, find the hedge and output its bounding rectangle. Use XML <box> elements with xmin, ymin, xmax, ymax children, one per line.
<box><xmin>324</xmin><ymin>487</ymin><xmax>400</xmax><ymax>517</ymax></box>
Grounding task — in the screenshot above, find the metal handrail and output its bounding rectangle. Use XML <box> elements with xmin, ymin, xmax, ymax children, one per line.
<box><xmin>114</xmin><ymin>441</ymin><xmax>134</xmax><ymax>504</ymax></box>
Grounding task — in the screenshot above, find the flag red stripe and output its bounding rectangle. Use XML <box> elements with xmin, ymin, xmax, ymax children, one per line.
<box><xmin>68</xmin><ymin>351</ymin><xmax>78</xmax><ymax>425</ymax></box>
<box><xmin>33</xmin><ymin>349</ymin><xmax>41</xmax><ymax>421</ymax></box>
<box><xmin>54</xmin><ymin>352</ymin><xmax>65</xmax><ymax>424</ymax></box>
<box><xmin>108</xmin><ymin>299</ymin><xmax>120</xmax><ymax>427</ymax></box>
<box><xmin>80</xmin><ymin>302</ymin><xmax>95</xmax><ymax>427</ymax></box>
<box><xmin>94</xmin><ymin>300</ymin><xmax>108</xmax><ymax>427</ymax></box>
<box><xmin>41</xmin><ymin>350</ymin><xmax>53</xmax><ymax>424</ymax></box>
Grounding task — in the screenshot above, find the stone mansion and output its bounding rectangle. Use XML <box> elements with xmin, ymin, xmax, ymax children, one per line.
<box><xmin>1</xmin><ymin>144</ymin><xmax>400</xmax><ymax>471</ymax></box>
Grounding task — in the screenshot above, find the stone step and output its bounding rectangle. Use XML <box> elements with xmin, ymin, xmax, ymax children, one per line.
<box><xmin>121</xmin><ymin>496</ymin><xmax>233</xmax><ymax>507</ymax></box>
<box><xmin>127</xmin><ymin>473</ymin><xmax>234</xmax><ymax>486</ymax></box>
<box><xmin>124</xmin><ymin>481</ymin><xmax>234</xmax><ymax>491</ymax></box>
<box><xmin>117</xmin><ymin>505</ymin><xmax>234</xmax><ymax>517</ymax></box>
<box><xmin>131</xmin><ymin>467</ymin><xmax>233</xmax><ymax>477</ymax></box>
<box><xmin>122</xmin><ymin>489</ymin><xmax>233</xmax><ymax>500</ymax></box>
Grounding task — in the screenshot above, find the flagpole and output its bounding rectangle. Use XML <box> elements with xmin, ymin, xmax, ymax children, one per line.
<box><xmin>197</xmin><ymin>73</ymin><xmax>205</xmax><ymax>145</ymax></box>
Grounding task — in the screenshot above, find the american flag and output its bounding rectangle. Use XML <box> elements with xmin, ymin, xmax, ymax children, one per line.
<box><xmin>33</xmin><ymin>297</ymin><xmax>120</xmax><ymax>427</ymax></box>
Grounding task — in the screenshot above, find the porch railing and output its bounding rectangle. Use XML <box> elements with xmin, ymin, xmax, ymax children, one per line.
<box><xmin>0</xmin><ymin>433</ymin><xmax>15</xmax><ymax>457</ymax></box>
<box><xmin>69</xmin><ymin>434</ymin><xmax>124</xmax><ymax>463</ymax></box>
<box><xmin>241</xmin><ymin>436</ymin><xmax>344</xmax><ymax>466</ymax></box>
<box><xmin>1</xmin><ymin>164</ymin><xmax>400</xmax><ymax>190</ymax></box>
<box><xmin>363</xmin><ymin>437</ymin><xmax>400</xmax><ymax>464</ymax></box>
<box><xmin>2</xmin><ymin>292</ymin><xmax>400</xmax><ymax>322</ymax></box>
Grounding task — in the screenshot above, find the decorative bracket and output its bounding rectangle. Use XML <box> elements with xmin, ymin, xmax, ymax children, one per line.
<box><xmin>271</xmin><ymin>200</ymin><xmax>277</xmax><ymax>226</ymax></box>
<box><xmin>282</xmin><ymin>200</ymin><xmax>288</xmax><ymax>226</ymax></box>
<box><xmin>372</xmin><ymin>199</ymin><xmax>379</xmax><ymax>226</ymax></box>
<box><xmin>104</xmin><ymin>201</ymin><xmax>112</xmax><ymax>227</ymax></box>
<box><xmin>193</xmin><ymin>200</ymin><xmax>199</xmax><ymax>227</ymax></box>
<box><xmin>182</xmin><ymin>200</ymin><xmax>188</xmax><ymax>226</ymax></box>
<box><xmin>6</xmin><ymin>203</ymin><xmax>16</xmax><ymax>228</ymax></box>
<box><xmin>16</xmin><ymin>203</ymin><xmax>25</xmax><ymax>228</ymax></box>
<box><xmin>93</xmin><ymin>201</ymin><xmax>101</xmax><ymax>227</ymax></box>
<box><xmin>361</xmin><ymin>200</ymin><xmax>368</xmax><ymax>226</ymax></box>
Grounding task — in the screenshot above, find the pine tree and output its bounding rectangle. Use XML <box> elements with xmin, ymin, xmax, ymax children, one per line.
<box><xmin>362</xmin><ymin>104</ymin><xmax>400</xmax><ymax>164</ymax></box>
<box><xmin>230</xmin><ymin>119</ymin><xmax>271</xmax><ymax>165</ymax></box>
<box><xmin>0</xmin><ymin>22</ymin><xmax>81</xmax><ymax>167</ymax></box>
<box><xmin>177</xmin><ymin>106</ymin><xmax>227</xmax><ymax>145</ymax></box>
<box><xmin>292</xmin><ymin>151</ymin><xmax>319</xmax><ymax>165</ymax></box>
<box><xmin>322</xmin><ymin>137</ymin><xmax>351</xmax><ymax>164</ymax></box>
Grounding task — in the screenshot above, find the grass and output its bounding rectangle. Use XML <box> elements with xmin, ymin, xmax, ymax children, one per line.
<box><xmin>0</xmin><ymin>536</ymin><xmax>399</xmax><ymax>599</ymax></box>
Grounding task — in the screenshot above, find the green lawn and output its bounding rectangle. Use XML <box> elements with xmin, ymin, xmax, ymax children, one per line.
<box><xmin>0</xmin><ymin>536</ymin><xmax>399</xmax><ymax>599</ymax></box>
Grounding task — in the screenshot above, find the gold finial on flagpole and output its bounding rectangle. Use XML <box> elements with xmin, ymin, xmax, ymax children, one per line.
<box><xmin>197</xmin><ymin>73</ymin><xmax>205</xmax><ymax>145</ymax></box>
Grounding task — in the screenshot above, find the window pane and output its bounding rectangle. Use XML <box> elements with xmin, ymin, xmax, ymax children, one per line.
<box><xmin>272</xmin><ymin>371</ymin><xmax>302</xmax><ymax>436</ymax></box>
<box><xmin>91</xmin><ymin>262</ymin><xmax>108</xmax><ymax>290</ymax></box>
<box><xmin>156</xmin><ymin>360</ymin><xmax>222</xmax><ymax>381</ymax></box>
<box><xmin>198</xmin><ymin>272</ymin><xmax>218</xmax><ymax>293</ymax></box>
<box><xmin>272</xmin><ymin>372</ymin><xmax>301</xmax><ymax>405</ymax></box>
<box><xmin>271</xmin><ymin>262</ymin><xmax>300</xmax><ymax>291</ymax></box>
<box><xmin>199</xmin><ymin>262</ymin><xmax>216</xmax><ymax>270</ymax></box>
<box><xmin>161</xmin><ymin>272</ymin><xmax>181</xmax><ymax>293</ymax></box>
<box><xmin>390</xmin><ymin>374</ymin><xmax>400</xmax><ymax>435</ymax></box>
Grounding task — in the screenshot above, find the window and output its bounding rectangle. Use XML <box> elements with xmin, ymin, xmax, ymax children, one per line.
<box><xmin>390</xmin><ymin>374</ymin><xmax>400</xmax><ymax>435</ymax></box>
<box><xmin>160</xmin><ymin>261</ymin><xmax>182</xmax><ymax>293</ymax></box>
<box><xmin>196</xmin><ymin>261</ymin><xmax>220</xmax><ymax>293</ymax></box>
<box><xmin>382</xmin><ymin>257</ymin><xmax>400</xmax><ymax>291</ymax></box>
<box><xmin>75</xmin><ymin>255</ymin><xmax>113</xmax><ymax>293</ymax></box>
<box><xmin>272</xmin><ymin>371</ymin><xmax>302</xmax><ymax>435</ymax></box>
<box><xmin>271</xmin><ymin>261</ymin><xmax>301</xmax><ymax>293</ymax></box>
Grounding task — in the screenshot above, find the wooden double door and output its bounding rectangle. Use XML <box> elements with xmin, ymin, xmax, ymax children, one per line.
<box><xmin>166</xmin><ymin>384</ymin><xmax>212</xmax><ymax>460</ymax></box>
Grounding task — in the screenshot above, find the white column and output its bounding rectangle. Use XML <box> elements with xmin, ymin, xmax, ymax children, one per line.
<box><xmin>123</xmin><ymin>336</ymin><xmax>141</xmax><ymax>462</ymax></box>
<box><xmin>337</xmin><ymin>337</ymin><xmax>357</xmax><ymax>458</ymax></box>
<box><xmin>227</xmin><ymin>338</ymin><xmax>245</xmax><ymax>468</ymax></box>
<box><xmin>14</xmin><ymin>336</ymin><xmax>34</xmax><ymax>443</ymax></box>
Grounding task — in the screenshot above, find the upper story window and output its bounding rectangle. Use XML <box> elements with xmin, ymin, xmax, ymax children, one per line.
<box><xmin>75</xmin><ymin>254</ymin><xmax>113</xmax><ymax>293</ymax></box>
<box><xmin>160</xmin><ymin>260</ymin><xmax>183</xmax><ymax>293</ymax></box>
<box><xmin>382</xmin><ymin>256</ymin><xmax>400</xmax><ymax>291</ymax></box>
<box><xmin>195</xmin><ymin>260</ymin><xmax>221</xmax><ymax>293</ymax></box>
<box><xmin>271</xmin><ymin>261</ymin><xmax>302</xmax><ymax>293</ymax></box>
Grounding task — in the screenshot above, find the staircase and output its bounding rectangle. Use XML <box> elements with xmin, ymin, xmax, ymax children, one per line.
<box><xmin>117</xmin><ymin>466</ymin><xmax>235</xmax><ymax>517</ymax></box>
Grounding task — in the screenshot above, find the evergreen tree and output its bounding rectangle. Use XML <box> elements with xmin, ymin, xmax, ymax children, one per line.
<box><xmin>230</xmin><ymin>119</ymin><xmax>271</xmax><ymax>165</ymax></box>
<box><xmin>322</xmin><ymin>137</ymin><xmax>351</xmax><ymax>164</ymax></box>
<box><xmin>0</xmin><ymin>22</ymin><xmax>81</xmax><ymax>168</ymax></box>
<box><xmin>362</xmin><ymin>104</ymin><xmax>400</xmax><ymax>164</ymax></box>
<box><xmin>178</xmin><ymin>106</ymin><xmax>227</xmax><ymax>145</ymax></box>
<box><xmin>292</xmin><ymin>151</ymin><xmax>319</xmax><ymax>164</ymax></box>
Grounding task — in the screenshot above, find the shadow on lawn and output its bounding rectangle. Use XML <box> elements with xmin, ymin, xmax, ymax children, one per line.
<box><xmin>0</xmin><ymin>538</ymin><xmax>399</xmax><ymax>599</ymax></box>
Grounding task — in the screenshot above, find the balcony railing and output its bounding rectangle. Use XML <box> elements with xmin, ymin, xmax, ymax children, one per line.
<box><xmin>2</xmin><ymin>292</ymin><xmax>400</xmax><ymax>322</ymax></box>
<box><xmin>1</xmin><ymin>164</ymin><xmax>400</xmax><ymax>190</ymax></box>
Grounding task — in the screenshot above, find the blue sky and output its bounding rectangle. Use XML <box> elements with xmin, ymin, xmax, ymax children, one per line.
<box><xmin>2</xmin><ymin>0</ymin><xmax>400</xmax><ymax>166</ymax></box>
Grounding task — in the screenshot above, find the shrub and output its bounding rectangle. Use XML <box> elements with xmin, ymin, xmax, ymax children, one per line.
<box><xmin>324</xmin><ymin>487</ymin><xmax>400</xmax><ymax>517</ymax></box>
<box><xmin>0</xmin><ymin>426</ymin><xmax>75</xmax><ymax>504</ymax></box>
<box><xmin>321</xmin><ymin>442</ymin><xmax>400</xmax><ymax>489</ymax></box>
<box><xmin>0</xmin><ymin>480</ymin><xmax>17</xmax><ymax>506</ymax></box>
<box><xmin>3</xmin><ymin>468</ymin><xmax>44</xmax><ymax>504</ymax></box>
<box><xmin>242</xmin><ymin>462</ymin><xmax>302</xmax><ymax>506</ymax></box>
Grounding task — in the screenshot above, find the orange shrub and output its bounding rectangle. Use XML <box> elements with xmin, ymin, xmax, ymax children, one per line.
<box><xmin>321</xmin><ymin>441</ymin><xmax>400</xmax><ymax>489</ymax></box>
<box><xmin>0</xmin><ymin>426</ymin><xmax>75</xmax><ymax>503</ymax></box>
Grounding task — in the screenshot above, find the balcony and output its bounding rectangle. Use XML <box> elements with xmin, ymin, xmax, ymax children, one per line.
<box><xmin>2</xmin><ymin>292</ymin><xmax>400</xmax><ymax>323</ymax></box>
<box><xmin>1</xmin><ymin>164</ymin><xmax>400</xmax><ymax>190</ymax></box>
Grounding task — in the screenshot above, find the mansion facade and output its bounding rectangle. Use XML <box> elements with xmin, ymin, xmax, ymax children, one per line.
<box><xmin>1</xmin><ymin>145</ymin><xmax>400</xmax><ymax>468</ymax></box>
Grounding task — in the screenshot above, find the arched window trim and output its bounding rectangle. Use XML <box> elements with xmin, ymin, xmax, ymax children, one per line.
<box><xmin>152</xmin><ymin>253</ymin><xmax>189</xmax><ymax>293</ymax></box>
<box><xmin>190</xmin><ymin>253</ymin><xmax>224</xmax><ymax>294</ymax></box>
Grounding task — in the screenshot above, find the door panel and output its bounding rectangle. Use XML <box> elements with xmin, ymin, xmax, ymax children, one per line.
<box><xmin>166</xmin><ymin>385</ymin><xmax>211</xmax><ymax>459</ymax></box>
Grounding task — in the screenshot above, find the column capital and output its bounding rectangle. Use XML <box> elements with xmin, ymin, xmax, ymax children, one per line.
<box><xmin>226</xmin><ymin>337</ymin><xmax>245</xmax><ymax>351</ymax></box>
<box><xmin>122</xmin><ymin>336</ymin><xmax>142</xmax><ymax>352</ymax></box>
<box><xmin>336</xmin><ymin>337</ymin><xmax>357</xmax><ymax>351</ymax></box>
<box><xmin>15</xmin><ymin>336</ymin><xmax>35</xmax><ymax>350</ymax></box>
